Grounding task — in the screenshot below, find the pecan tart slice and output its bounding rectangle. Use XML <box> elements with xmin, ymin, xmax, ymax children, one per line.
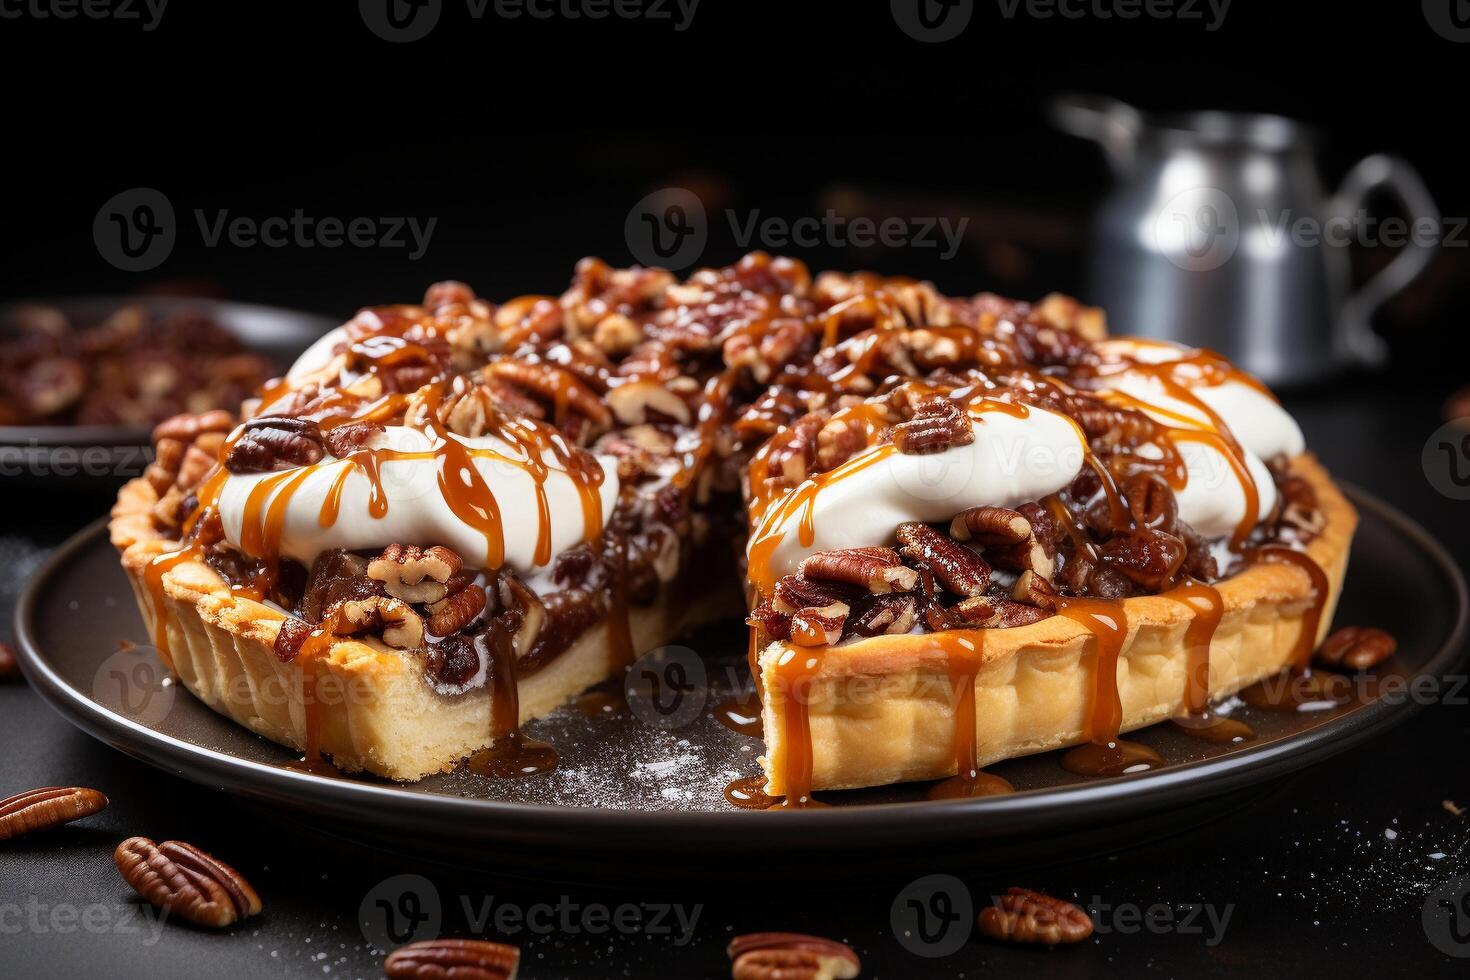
<box><xmin>109</xmin><ymin>254</ymin><xmax>1356</xmax><ymax>795</ymax></box>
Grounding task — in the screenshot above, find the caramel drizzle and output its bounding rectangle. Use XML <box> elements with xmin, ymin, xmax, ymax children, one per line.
<box><xmin>1244</xmin><ymin>545</ymin><xmax>1330</xmax><ymax>672</ymax></box>
<box><xmin>767</xmin><ymin>645</ymin><xmax>827</xmax><ymax>809</ymax></box>
<box><xmin>1164</xmin><ymin>578</ymin><xmax>1225</xmax><ymax>717</ymax></box>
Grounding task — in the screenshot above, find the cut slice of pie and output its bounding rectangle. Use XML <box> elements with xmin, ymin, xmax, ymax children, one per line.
<box><xmin>110</xmin><ymin>253</ymin><xmax>1353</xmax><ymax>795</ymax></box>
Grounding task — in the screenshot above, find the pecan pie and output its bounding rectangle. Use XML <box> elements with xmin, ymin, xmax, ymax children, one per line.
<box><xmin>109</xmin><ymin>254</ymin><xmax>1354</xmax><ymax>795</ymax></box>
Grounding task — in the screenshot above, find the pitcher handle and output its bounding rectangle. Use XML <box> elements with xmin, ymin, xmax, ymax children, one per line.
<box><xmin>1048</xmin><ymin>93</ymin><xmax>1141</xmax><ymax>177</ymax></box>
<box><xmin>1329</xmin><ymin>154</ymin><xmax>1439</xmax><ymax>367</ymax></box>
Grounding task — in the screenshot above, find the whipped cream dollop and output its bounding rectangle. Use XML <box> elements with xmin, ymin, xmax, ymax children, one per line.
<box><xmin>751</xmin><ymin>405</ymin><xmax>1087</xmax><ymax>581</ymax></box>
<box><xmin>750</xmin><ymin>337</ymin><xmax>1309</xmax><ymax>577</ymax></box>
<box><xmin>218</xmin><ymin>426</ymin><xmax>619</xmax><ymax>573</ymax></box>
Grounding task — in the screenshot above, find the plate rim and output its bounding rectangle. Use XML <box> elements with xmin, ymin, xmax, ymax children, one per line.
<box><xmin>12</xmin><ymin>485</ymin><xmax>1469</xmax><ymax>840</ymax></box>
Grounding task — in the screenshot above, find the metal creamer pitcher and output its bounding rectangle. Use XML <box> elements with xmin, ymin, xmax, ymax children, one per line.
<box><xmin>1052</xmin><ymin>94</ymin><xmax>1438</xmax><ymax>385</ymax></box>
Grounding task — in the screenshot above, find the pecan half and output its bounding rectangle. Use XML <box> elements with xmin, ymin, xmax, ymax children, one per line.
<box><xmin>0</xmin><ymin>640</ymin><xmax>20</xmax><ymax>683</ymax></box>
<box><xmin>1010</xmin><ymin>569</ymin><xmax>1058</xmax><ymax>609</ymax></box>
<box><xmin>152</xmin><ymin>409</ymin><xmax>235</xmax><ymax>446</ymax></box>
<box><xmin>224</xmin><ymin>416</ymin><xmax>324</xmax><ymax>473</ymax></box>
<box><xmin>790</xmin><ymin>601</ymin><xmax>851</xmax><ymax>647</ymax></box>
<box><xmin>385</xmin><ymin>939</ymin><xmax>521</xmax><ymax>979</ymax></box>
<box><xmin>800</xmin><ymin>547</ymin><xmax>917</xmax><ymax>594</ymax></box>
<box><xmin>728</xmin><ymin>933</ymin><xmax>860</xmax><ymax>980</ymax></box>
<box><xmin>1123</xmin><ymin>471</ymin><xmax>1177</xmax><ymax>533</ymax></box>
<box><xmin>334</xmin><ymin>596</ymin><xmax>425</xmax><ymax>649</ymax></box>
<box><xmin>425</xmin><ymin>583</ymin><xmax>488</xmax><ymax>637</ymax></box>
<box><xmin>368</xmin><ymin>544</ymin><xmax>463</xmax><ymax>604</ymax></box>
<box><xmin>895</xmin><ymin>522</ymin><xmax>990</xmax><ymax>598</ymax></box>
<box><xmin>487</xmin><ymin>359</ymin><xmax>612</xmax><ymax>428</ymax></box>
<box><xmin>892</xmin><ymin>397</ymin><xmax>973</xmax><ymax>455</ymax></box>
<box><xmin>978</xmin><ymin>887</ymin><xmax>1093</xmax><ymax>945</ymax></box>
<box><xmin>114</xmin><ymin>837</ymin><xmax>262</xmax><ymax>928</ymax></box>
<box><xmin>606</xmin><ymin>379</ymin><xmax>692</xmax><ymax>426</ymax></box>
<box><xmin>0</xmin><ymin>786</ymin><xmax>108</xmax><ymax>840</ymax></box>
<box><xmin>1317</xmin><ymin>626</ymin><xmax>1397</xmax><ymax>671</ymax></box>
<box><xmin>772</xmin><ymin>574</ymin><xmax>860</xmax><ymax>616</ymax></box>
<box><xmin>950</xmin><ymin>506</ymin><xmax>1055</xmax><ymax>580</ymax></box>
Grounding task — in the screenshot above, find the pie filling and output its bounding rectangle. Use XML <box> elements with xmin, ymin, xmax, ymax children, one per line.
<box><xmin>133</xmin><ymin>253</ymin><xmax>1328</xmax><ymax>790</ymax></box>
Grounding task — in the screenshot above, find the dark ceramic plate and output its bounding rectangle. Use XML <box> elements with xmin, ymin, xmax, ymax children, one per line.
<box><xmin>0</xmin><ymin>297</ymin><xmax>336</xmax><ymax>481</ymax></box>
<box><xmin>13</xmin><ymin>487</ymin><xmax>1467</xmax><ymax>882</ymax></box>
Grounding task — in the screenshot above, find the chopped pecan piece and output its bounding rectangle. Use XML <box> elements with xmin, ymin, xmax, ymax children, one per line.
<box><xmin>487</xmin><ymin>359</ymin><xmax>612</xmax><ymax>428</ymax></box>
<box><xmin>892</xmin><ymin>397</ymin><xmax>973</xmax><ymax>454</ymax></box>
<box><xmin>425</xmin><ymin>583</ymin><xmax>488</xmax><ymax>636</ymax></box>
<box><xmin>800</xmin><ymin>547</ymin><xmax>917</xmax><ymax>594</ymax></box>
<box><xmin>978</xmin><ymin>887</ymin><xmax>1094</xmax><ymax>945</ymax></box>
<box><xmin>224</xmin><ymin>416</ymin><xmax>325</xmax><ymax>473</ymax></box>
<box><xmin>1317</xmin><ymin>626</ymin><xmax>1397</xmax><ymax>671</ymax></box>
<box><xmin>895</xmin><ymin>522</ymin><xmax>990</xmax><ymax>597</ymax></box>
<box><xmin>606</xmin><ymin>379</ymin><xmax>692</xmax><ymax>426</ymax></box>
<box><xmin>748</xmin><ymin>603</ymin><xmax>793</xmax><ymax>641</ymax></box>
<box><xmin>1098</xmin><ymin>528</ymin><xmax>1187</xmax><ymax>590</ymax></box>
<box><xmin>367</xmin><ymin>544</ymin><xmax>463</xmax><ymax>604</ymax></box>
<box><xmin>789</xmin><ymin>601</ymin><xmax>850</xmax><ymax>646</ymax></box>
<box><xmin>848</xmin><ymin>593</ymin><xmax>919</xmax><ymax>637</ymax></box>
<box><xmin>320</xmin><ymin>420</ymin><xmax>384</xmax><ymax>456</ymax></box>
<box><xmin>334</xmin><ymin>596</ymin><xmax>424</xmax><ymax>649</ymax></box>
<box><xmin>1010</xmin><ymin>569</ymin><xmax>1058</xmax><ymax>609</ymax></box>
<box><xmin>772</xmin><ymin>574</ymin><xmax>860</xmax><ymax>616</ymax></box>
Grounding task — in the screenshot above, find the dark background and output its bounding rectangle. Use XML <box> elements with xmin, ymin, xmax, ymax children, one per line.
<box><xmin>4</xmin><ymin>2</ymin><xmax>1470</xmax><ymax>978</ymax></box>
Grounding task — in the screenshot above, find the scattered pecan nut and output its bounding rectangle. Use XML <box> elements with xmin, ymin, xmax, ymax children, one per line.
<box><xmin>0</xmin><ymin>786</ymin><xmax>108</xmax><ymax>840</ymax></box>
<box><xmin>368</xmin><ymin>544</ymin><xmax>463</xmax><ymax>604</ymax></box>
<box><xmin>895</xmin><ymin>522</ymin><xmax>990</xmax><ymax>598</ymax></box>
<box><xmin>0</xmin><ymin>640</ymin><xmax>21</xmax><ymax>683</ymax></box>
<box><xmin>1317</xmin><ymin>626</ymin><xmax>1397</xmax><ymax>671</ymax></box>
<box><xmin>385</xmin><ymin>939</ymin><xmax>521</xmax><ymax>979</ymax></box>
<box><xmin>223</xmin><ymin>416</ymin><xmax>325</xmax><ymax>473</ymax></box>
<box><xmin>978</xmin><ymin>887</ymin><xmax>1093</xmax><ymax>945</ymax></box>
<box><xmin>800</xmin><ymin>547</ymin><xmax>918</xmax><ymax>594</ymax></box>
<box><xmin>727</xmin><ymin>933</ymin><xmax>860</xmax><ymax>980</ymax></box>
<box><xmin>114</xmin><ymin>837</ymin><xmax>262</xmax><ymax>928</ymax></box>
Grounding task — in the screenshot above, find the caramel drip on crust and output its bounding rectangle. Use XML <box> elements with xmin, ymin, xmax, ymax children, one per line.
<box><xmin>468</xmin><ymin>626</ymin><xmax>559</xmax><ymax>778</ymax></box>
<box><xmin>767</xmin><ymin>646</ymin><xmax>828</xmax><ymax>809</ymax></box>
<box><xmin>1055</xmin><ymin>598</ymin><xmax>1164</xmax><ymax>777</ymax></box>
<box><xmin>1237</xmin><ymin>545</ymin><xmax>1335</xmax><ymax>712</ymax></box>
<box><xmin>1163</xmin><ymin>578</ymin><xmax>1225</xmax><ymax>717</ymax></box>
<box><xmin>142</xmin><ymin>547</ymin><xmax>198</xmax><ymax>671</ymax></box>
<box><xmin>927</xmin><ymin>632</ymin><xmax>1015</xmax><ymax>800</ymax></box>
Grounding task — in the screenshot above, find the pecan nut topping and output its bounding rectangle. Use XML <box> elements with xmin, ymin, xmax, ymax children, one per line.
<box><xmin>487</xmin><ymin>359</ymin><xmax>612</xmax><ymax>428</ymax></box>
<box><xmin>1317</xmin><ymin>626</ymin><xmax>1397</xmax><ymax>671</ymax></box>
<box><xmin>425</xmin><ymin>584</ymin><xmax>488</xmax><ymax>637</ymax></box>
<box><xmin>727</xmin><ymin>933</ymin><xmax>860</xmax><ymax>980</ymax></box>
<box><xmin>606</xmin><ymin>379</ymin><xmax>692</xmax><ymax>426</ymax></box>
<box><xmin>892</xmin><ymin>397</ymin><xmax>973</xmax><ymax>455</ymax></box>
<box><xmin>790</xmin><ymin>601</ymin><xmax>851</xmax><ymax>646</ymax></box>
<box><xmin>950</xmin><ymin>506</ymin><xmax>1055</xmax><ymax>581</ymax></box>
<box><xmin>368</xmin><ymin>544</ymin><xmax>464</xmax><ymax>604</ymax></box>
<box><xmin>336</xmin><ymin>596</ymin><xmax>425</xmax><ymax>650</ymax></box>
<box><xmin>848</xmin><ymin>593</ymin><xmax>919</xmax><ymax>637</ymax></box>
<box><xmin>0</xmin><ymin>786</ymin><xmax>108</xmax><ymax>840</ymax></box>
<box><xmin>978</xmin><ymin>887</ymin><xmax>1093</xmax><ymax>945</ymax></box>
<box><xmin>223</xmin><ymin>416</ymin><xmax>325</xmax><ymax>473</ymax></box>
<box><xmin>895</xmin><ymin>522</ymin><xmax>990</xmax><ymax>598</ymax></box>
<box><xmin>800</xmin><ymin>547</ymin><xmax>918</xmax><ymax>594</ymax></box>
<box><xmin>385</xmin><ymin>939</ymin><xmax>520</xmax><ymax>979</ymax></box>
<box><xmin>114</xmin><ymin>837</ymin><xmax>262</xmax><ymax>928</ymax></box>
<box><xmin>151</xmin><ymin>408</ymin><xmax>236</xmax><ymax>446</ymax></box>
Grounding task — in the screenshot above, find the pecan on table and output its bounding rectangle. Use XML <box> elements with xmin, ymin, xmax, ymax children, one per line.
<box><xmin>0</xmin><ymin>640</ymin><xmax>21</xmax><ymax>682</ymax></box>
<box><xmin>0</xmin><ymin>786</ymin><xmax>108</xmax><ymax>841</ymax></box>
<box><xmin>384</xmin><ymin>939</ymin><xmax>520</xmax><ymax>979</ymax></box>
<box><xmin>727</xmin><ymin>932</ymin><xmax>860</xmax><ymax>980</ymax></box>
<box><xmin>114</xmin><ymin>837</ymin><xmax>261</xmax><ymax>928</ymax></box>
<box><xmin>1317</xmin><ymin>626</ymin><xmax>1397</xmax><ymax>671</ymax></box>
<box><xmin>978</xmin><ymin>887</ymin><xmax>1093</xmax><ymax>945</ymax></box>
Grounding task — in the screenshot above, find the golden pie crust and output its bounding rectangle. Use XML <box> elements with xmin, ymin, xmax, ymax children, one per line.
<box><xmin>109</xmin><ymin>476</ymin><xmax>734</xmax><ymax>780</ymax></box>
<box><xmin>755</xmin><ymin>453</ymin><xmax>1355</xmax><ymax>794</ymax></box>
